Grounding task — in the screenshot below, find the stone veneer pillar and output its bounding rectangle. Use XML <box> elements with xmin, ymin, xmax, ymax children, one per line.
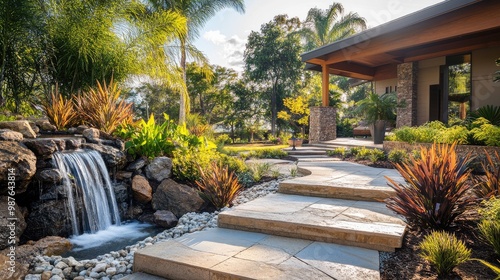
<box><xmin>309</xmin><ymin>106</ymin><xmax>336</xmax><ymax>143</ymax></box>
<box><xmin>396</xmin><ymin>62</ymin><xmax>418</xmax><ymax>128</ymax></box>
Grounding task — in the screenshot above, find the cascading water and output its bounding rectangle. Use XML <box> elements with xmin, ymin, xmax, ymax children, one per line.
<box><xmin>53</xmin><ymin>149</ymin><xmax>121</xmax><ymax>236</ymax></box>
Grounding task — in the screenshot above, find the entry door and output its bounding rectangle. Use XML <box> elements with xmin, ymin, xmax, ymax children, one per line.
<box><xmin>429</xmin><ymin>84</ymin><xmax>441</xmax><ymax>122</ymax></box>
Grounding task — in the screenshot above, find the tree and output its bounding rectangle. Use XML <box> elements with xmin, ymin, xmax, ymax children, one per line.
<box><xmin>244</xmin><ymin>15</ymin><xmax>303</xmax><ymax>136</ymax></box>
<box><xmin>300</xmin><ymin>2</ymin><xmax>366</xmax><ymax>51</ymax></box>
<box><xmin>145</xmin><ymin>0</ymin><xmax>245</xmax><ymax>124</ymax></box>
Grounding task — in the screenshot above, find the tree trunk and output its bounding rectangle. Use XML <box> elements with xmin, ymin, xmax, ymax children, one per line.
<box><xmin>179</xmin><ymin>39</ymin><xmax>187</xmax><ymax>124</ymax></box>
<box><xmin>271</xmin><ymin>79</ymin><xmax>278</xmax><ymax>136</ymax></box>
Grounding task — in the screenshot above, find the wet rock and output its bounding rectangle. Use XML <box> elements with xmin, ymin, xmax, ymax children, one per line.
<box><xmin>23</xmin><ymin>139</ymin><xmax>65</xmax><ymax>158</ymax></box>
<box><xmin>82</xmin><ymin>143</ymin><xmax>126</xmax><ymax>169</ymax></box>
<box><xmin>75</xmin><ymin>125</ymin><xmax>89</xmax><ymax>134</ymax></box>
<box><xmin>23</xmin><ymin>200</ymin><xmax>73</xmax><ymax>240</ymax></box>
<box><xmin>0</xmin><ymin>120</ymin><xmax>36</xmax><ymax>138</ymax></box>
<box><xmin>0</xmin><ymin>196</ymin><xmax>27</xmax><ymax>249</ymax></box>
<box><xmin>126</xmin><ymin>157</ymin><xmax>147</xmax><ymax>171</ymax></box>
<box><xmin>35</xmin><ymin>120</ymin><xmax>57</xmax><ymax>132</ymax></box>
<box><xmin>82</xmin><ymin>128</ymin><xmax>100</xmax><ymax>143</ymax></box>
<box><xmin>154</xmin><ymin>210</ymin><xmax>178</xmax><ymax>228</ymax></box>
<box><xmin>36</xmin><ymin>169</ymin><xmax>62</xmax><ymax>184</ymax></box>
<box><xmin>0</xmin><ymin>141</ymin><xmax>36</xmax><ymax>194</ymax></box>
<box><xmin>0</xmin><ymin>129</ymin><xmax>23</xmax><ymax>141</ymax></box>
<box><xmin>113</xmin><ymin>183</ymin><xmax>128</xmax><ymax>204</ymax></box>
<box><xmin>145</xmin><ymin>157</ymin><xmax>172</xmax><ymax>182</ymax></box>
<box><xmin>64</xmin><ymin>138</ymin><xmax>84</xmax><ymax>150</ymax></box>
<box><xmin>152</xmin><ymin>179</ymin><xmax>204</xmax><ymax>218</ymax></box>
<box><xmin>115</xmin><ymin>171</ymin><xmax>133</xmax><ymax>181</ymax></box>
<box><xmin>131</xmin><ymin>175</ymin><xmax>152</xmax><ymax>204</ymax></box>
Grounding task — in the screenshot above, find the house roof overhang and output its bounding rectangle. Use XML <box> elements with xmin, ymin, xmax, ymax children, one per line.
<box><xmin>302</xmin><ymin>0</ymin><xmax>500</xmax><ymax>81</ymax></box>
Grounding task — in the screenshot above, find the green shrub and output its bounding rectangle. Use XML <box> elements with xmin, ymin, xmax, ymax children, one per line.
<box><xmin>237</xmin><ymin>171</ymin><xmax>254</xmax><ymax>188</ymax></box>
<box><xmin>196</xmin><ymin>161</ymin><xmax>243</xmax><ymax>209</ymax></box>
<box><xmin>386</xmin><ymin>143</ymin><xmax>474</xmax><ymax>229</ymax></box>
<box><xmin>368</xmin><ymin>148</ymin><xmax>386</xmax><ymax>163</ymax></box>
<box><xmin>478</xmin><ymin>197</ymin><xmax>500</xmax><ymax>256</ymax></box>
<box><xmin>387</xmin><ymin>149</ymin><xmax>408</xmax><ymax>164</ymax></box>
<box><xmin>172</xmin><ymin>149</ymin><xmax>218</xmax><ymax>182</ymax></box>
<box><xmin>247</xmin><ymin>148</ymin><xmax>287</xmax><ymax>159</ymax></box>
<box><xmin>247</xmin><ymin>162</ymin><xmax>272</xmax><ymax>182</ymax></box>
<box><xmin>218</xmin><ymin>153</ymin><xmax>248</xmax><ymax>174</ymax></box>
<box><xmin>471</xmin><ymin>118</ymin><xmax>500</xmax><ymax>146</ymax></box>
<box><xmin>413</xmin><ymin>126</ymin><xmax>438</xmax><ymax>143</ymax></box>
<box><xmin>279</xmin><ymin>132</ymin><xmax>292</xmax><ymax>144</ymax></box>
<box><xmin>392</xmin><ymin>126</ymin><xmax>418</xmax><ymax>143</ymax></box>
<box><xmin>216</xmin><ymin>134</ymin><xmax>231</xmax><ymax>145</ymax></box>
<box><xmin>355</xmin><ymin>147</ymin><xmax>372</xmax><ymax>160</ymax></box>
<box><xmin>436</xmin><ymin>125</ymin><xmax>470</xmax><ymax>145</ymax></box>
<box><xmin>419</xmin><ymin>231</ymin><xmax>471</xmax><ymax>278</ymax></box>
<box><xmin>469</xmin><ymin>105</ymin><xmax>500</xmax><ymax>126</ymax></box>
<box><xmin>349</xmin><ymin>146</ymin><xmax>361</xmax><ymax>157</ymax></box>
<box><xmin>327</xmin><ymin>147</ymin><xmax>348</xmax><ymax>159</ymax></box>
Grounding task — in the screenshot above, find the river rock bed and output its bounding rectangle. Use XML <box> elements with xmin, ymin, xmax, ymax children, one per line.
<box><xmin>24</xmin><ymin>178</ymin><xmax>283</xmax><ymax>280</ymax></box>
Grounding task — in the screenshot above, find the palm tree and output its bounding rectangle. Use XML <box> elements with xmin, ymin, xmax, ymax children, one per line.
<box><xmin>301</xmin><ymin>2</ymin><xmax>367</xmax><ymax>51</ymax></box>
<box><xmin>145</xmin><ymin>0</ymin><xmax>245</xmax><ymax>123</ymax></box>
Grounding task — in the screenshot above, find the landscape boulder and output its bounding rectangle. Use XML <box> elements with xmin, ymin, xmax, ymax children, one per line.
<box><xmin>0</xmin><ymin>196</ymin><xmax>27</xmax><ymax>250</ymax></box>
<box><xmin>0</xmin><ymin>129</ymin><xmax>23</xmax><ymax>141</ymax></box>
<box><xmin>23</xmin><ymin>199</ymin><xmax>73</xmax><ymax>240</ymax></box>
<box><xmin>145</xmin><ymin>157</ymin><xmax>172</xmax><ymax>182</ymax></box>
<box><xmin>154</xmin><ymin>210</ymin><xmax>178</xmax><ymax>228</ymax></box>
<box><xmin>131</xmin><ymin>175</ymin><xmax>152</xmax><ymax>204</ymax></box>
<box><xmin>35</xmin><ymin>169</ymin><xmax>62</xmax><ymax>184</ymax></box>
<box><xmin>0</xmin><ymin>141</ymin><xmax>37</xmax><ymax>194</ymax></box>
<box><xmin>23</xmin><ymin>138</ymin><xmax>66</xmax><ymax>159</ymax></box>
<box><xmin>126</xmin><ymin>157</ymin><xmax>148</xmax><ymax>171</ymax></box>
<box><xmin>82</xmin><ymin>143</ymin><xmax>126</xmax><ymax>169</ymax></box>
<box><xmin>35</xmin><ymin>120</ymin><xmax>57</xmax><ymax>132</ymax></box>
<box><xmin>152</xmin><ymin>179</ymin><xmax>204</xmax><ymax>218</ymax></box>
<box><xmin>0</xmin><ymin>120</ymin><xmax>36</xmax><ymax>138</ymax></box>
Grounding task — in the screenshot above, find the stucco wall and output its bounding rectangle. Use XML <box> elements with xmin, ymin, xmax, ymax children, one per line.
<box><xmin>471</xmin><ymin>46</ymin><xmax>500</xmax><ymax>110</ymax></box>
<box><xmin>417</xmin><ymin>57</ymin><xmax>445</xmax><ymax>125</ymax></box>
<box><xmin>374</xmin><ymin>78</ymin><xmax>397</xmax><ymax>94</ymax></box>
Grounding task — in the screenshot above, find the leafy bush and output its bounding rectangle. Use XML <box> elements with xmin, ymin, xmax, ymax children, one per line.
<box><xmin>74</xmin><ymin>78</ymin><xmax>133</xmax><ymax>133</ymax></box>
<box><xmin>216</xmin><ymin>134</ymin><xmax>231</xmax><ymax>145</ymax></box>
<box><xmin>435</xmin><ymin>125</ymin><xmax>469</xmax><ymax>145</ymax></box>
<box><xmin>368</xmin><ymin>148</ymin><xmax>386</xmax><ymax>163</ymax></box>
<box><xmin>469</xmin><ymin>105</ymin><xmax>500</xmax><ymax>126</ymax></box>
<box><xmin>218</xmin><ymin>153</ymin><xmax>247</xmax><ymax>174</ymax></box>
<box><xmin>388</xmin><ymin>149</ymin><xmax>408</xmax><ymax>164</ymax></box>
<box><xmin>196</xmin><ymin>161</ymin><xmax>243</xmax><ymax>209</ymax></box>
<box><xmin>350</xmin><ymin>146</ymin><xmax>361</xmax><ymax>157</ymax></box>
<box><xmin>419</xmin><ymin>231</ymin><xmax>471</xmax><ymax>278</ymax></box>
<box><xmin>279</xmin><ymin>132</ymin><xmax>292</xmax><ymax>144</ymax></box>
<box><xmin>327</xmin><ymin>147</ymin><xmax>349</xmax><ymax>159</ymax></box>
<box><xmin>247</xmin><ymin>148</ymin><xmax>287</xmax><ymax>159</ymax></box>
<box><xmin>471</xmin><ymin>118</ymin><xmax>500</xmax><ymax>146</ymax></box>
<box><xmin>474</xmin><ymin>151</ymin><xmax>500</xmax><ymax>198</ymax></box>
<box><xmin>355</xmin><ymin>147</ymin><xmax>372</xmax><ymax>160</ymax></box>
<box><xmin>385</xmin><ymin>143</ymin><xmax>474</xmax><ymax>229</ymax></box>
<box><xmin>186</xmin><ymin>113</ymin><xmax>212</xmax><ymax>137</ymax></box>
<box><xmin>172</xmin><ymin>148</ymin><xmax>218</xmax><ymax>182</ymax></box>
<box><xmin>237</xmin><ymin>171</ymin><xmax>255</xmax><ymax>188</ymax></box>
<box><xmin>478</xmin><ymin>197</ymin><xmax>500</xmax><ymax>256</ymax></box>
<box><xmin>391</xmin><ymin>126</ymin><xmax>417</xmax><ymax>143</ymax></box>
<box><xmin>42</xmin><ymin>91</ymin><xmax>77</xmax><ymax>130</ymax></box>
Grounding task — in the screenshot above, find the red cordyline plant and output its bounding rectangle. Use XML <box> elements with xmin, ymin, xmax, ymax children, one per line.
<box><xmin>474</xmin><ymin>150</ymin><xmax>500</xmax><ymax>198</ymax></box>
<box><xmin>196</xmin><ymin>161</ymin><xmax>243</xmax><ymax>210</ymax></box>
<box><xmin>385</xmin><ymin>142</ymin><xmax>474</xmax><ymax>229</ymax></box>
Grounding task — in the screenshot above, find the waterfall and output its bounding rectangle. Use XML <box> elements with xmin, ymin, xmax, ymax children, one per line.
<box><xmin>53</xmin><ymin>149</ymin><xmax>121</xmax><ymax>236</ymax></box>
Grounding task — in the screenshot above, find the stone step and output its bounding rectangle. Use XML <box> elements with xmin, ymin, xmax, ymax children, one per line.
<box><xmin>308</xmin><ymin>142</ymin><xmax>381</xmax><ymax>150</ymax></box>
<box><xmin>218</xmin><ymin>193</ymin><xmax>406</xmax><ymax>252</ymax></box>
<box><xmin>286</xmin><ymin>149</ymin><xmax>328</xmax><ymax>156</ymax></box>
<box><xmin>278</xmin><ymin>161</ymin><xmax>400</xmax><ymax>201</ymax></box>
<box><xmin>122</xmin><ymin>272</ymin><xmax>167</xmax><ymax>280</ymax></box>
<box><xmin>133</xmin><ymin>228</ymin><xmax>381</xmax><ymax>280</ymax></box>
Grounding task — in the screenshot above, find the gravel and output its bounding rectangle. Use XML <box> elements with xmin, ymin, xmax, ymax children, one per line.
<box><xmin>25</xmin><ymin>178</ymin><xmax>285</xmax><ymax>280</ymax></box>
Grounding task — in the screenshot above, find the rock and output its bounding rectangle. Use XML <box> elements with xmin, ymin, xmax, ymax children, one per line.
<box><xmin>36</xmin><ymin>169</ymin><xmax>62</xmax><ymax>184</ymax></box>
<box><xmin>0</xmin><ymin>253</ymin><xmax>30</xmax><ymax>279</ymax></box>
<box><xmin>106</xmin><ymin>267</ymin><xmax>117</xmax><ymax>276</ymax></box>
<box><xmin>145</xmin><ymin>157</ymin><xmax>172</xmax><ymax>182</ymax></box>
<box><xmin>36</xmin><ymin>120</ymin><xmax>57</xmax><ymax>132</ymax></box>
<box><xmin>28</xmin><ymin>121</ymin><xmax>40</xmax><ymax>134</ymax></box>
<box><xmin>152</xmin><ymin>179</ymin><xmax>204</xmax><ymax>218</ymax></box>
<box><xmin>115</xmin><ymin>171</ymin><xmax>132</xmax><ymax>180</ymax></box>
<box><xmin>0</xmin><ymin>141</ymin><xmax>37</xmax><ymax>194</ymax></box>
<box><xmin>54</xmin><ymin>261</ymin><xmax>68</xmax><ymax>270</ymax></box>
<box><xmin>65</xmin><ymin>138</ymin><xmax>84</xmax><ymax>150</ymax></box>
<box><xmin>126</xmin><ymin>157</ymin><xmax>148</xmax><ymax>171</ymax></box>
<box><xmin>23</xmin><ymin>138</ymin><xmax>65</xmax><ymax>158</ymax></box>
<box><xmin>82</xmin><ymin>128</ymin><xmax>100</xmax><ymax>143</ymax></box>
<box><xmin>49</xmin><ymin>275</ymin><xmax>62</xmax><ymax>280</ymax></box>
<box><xmin>131</xmin><ymin>175</ymin><xmax>152</xmax><ymax>204</ymax></box>
<box><xmin>113</xmin><ymin>183</ymin><xmax>128</xmax><ymax>205</ymax></box>
<box><xmin>0</xmin><ymin>120</ymin><xmax>37</xmax><ymax>138</ymax></box>
<box><xmin>24</xmin><ymin>274</ymin><xmax>42</xmax><ymax>280</ymax></box>
<box><xmin>0</xmin><ymin>129</ymin><xmax>23</xmax><ymax>141</ymax></box>
<box><xmin>0</xmin><ymin>196</ymin><xmax>27</xmax><ymax>250</ymax></box>
<box><xmin>82</xmin><ymin>143</ymin><xmax>126</xmax><ymax>168</ymax></box>
<box><xmin>126</xmin><ymin>205</ymin><xmax>143</xmax><ymax>219</ymax></box>
<box><xmin>23</xmin><ymin>200</ymin><xmax>73</xmax><ymax>240</ymax></box>
<box><xmin>154</xmin><ymin>210</ymin><xmax>178</xmax><ymax>228</ymax></box>
<box><xmin>92</xmin><ymin>263</ymin><xmax>107</xmax><ymax>273</ymax></box>
<box><xmin>76</xmin><ymin>125</ymin><xmax>89</xmax><ymax>134</ymax></box>
<box><xmin>41</xmin><ymin>271</ymin><xmax>52</xmax><ymax>280</ymax></box>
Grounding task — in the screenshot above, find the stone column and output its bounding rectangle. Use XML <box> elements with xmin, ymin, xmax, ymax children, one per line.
<box><xmin>309</xmin><ymin>106</ymin><xmax>336</xmax><ymax>143</ymax></box>
<box><xmin>396</xmin><ymin>62</ymin><xmax>418</xmax><ymax>128</ymax></box>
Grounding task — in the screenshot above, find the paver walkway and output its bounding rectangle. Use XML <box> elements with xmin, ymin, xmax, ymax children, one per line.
<box><xmin>129</xmin><ymin>152</ymin><xmax>407</xmax><ymax>280</ymax></box>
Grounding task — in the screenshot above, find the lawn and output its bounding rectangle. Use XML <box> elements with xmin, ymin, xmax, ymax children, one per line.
<box><xmin>223</xmin><ymin>143</ymin><xmax>289</xmax><ymax>153</ymax></box>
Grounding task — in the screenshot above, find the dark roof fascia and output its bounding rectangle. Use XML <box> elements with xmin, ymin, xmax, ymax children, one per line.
<box><xmin>301</xmin><ymin>0</ymin><xmax>479</xmax><ymax>62</ymax></box>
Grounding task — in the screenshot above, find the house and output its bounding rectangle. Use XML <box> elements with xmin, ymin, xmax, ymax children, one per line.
<box><xmin>301</xmin><ymin>0</ymin><xmax>500</xmax><ymax>143</ymax></box>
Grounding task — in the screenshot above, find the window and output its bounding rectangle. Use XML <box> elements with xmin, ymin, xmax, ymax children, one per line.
<box><xmin>445</xmin><ymin>54</ymin><xmax>471</xmax><ymax>122</ymax></box>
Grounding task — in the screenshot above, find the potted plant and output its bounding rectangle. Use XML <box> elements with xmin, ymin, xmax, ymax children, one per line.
<box><xmin>355</xmin><ymin>92</ymin><xmax>398</xmax><ymax>144</ymax></box>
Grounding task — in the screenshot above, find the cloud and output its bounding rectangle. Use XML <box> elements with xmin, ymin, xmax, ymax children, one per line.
<box><xmin>203</xmin><ymin>30</ymin><xmax>246</xmax><ymax>71</ymax></box>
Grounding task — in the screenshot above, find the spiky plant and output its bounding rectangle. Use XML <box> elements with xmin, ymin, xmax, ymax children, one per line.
<box><xmin>385</xmin><ymin>142</ymin><xmax>474</xmax><ymax>229</ymax></box>
<box><xmin>196</xmin><ymin>161</ymin><xmax>242</xmax><ymax>209</ymax></box>
<box><xmin>474</xmin><ymin>151</ymin><xmax>500</xmax><ymax>198</ymax></box>
<box><xmin>478</xmin><ymin>197</ymin><xmax>500</xmax><ymax>256</ymax></box>
<box><xmin>74</xmin><ymin>78</ymin><xmax>133</xmax><ymax>133</ymax></box>
<box><xmin>420</xmin><ymin>231</ymin><xmax>471</xmax><ymax>278</ymax></box>
<box><xmin>42</xmin><ymin>91</ymin><xmax>77</xmax><ymax>130</ymax></box>
<box><xmin>470</xmin><ymin>105</ymin><xmax>500</xmax><ymax>126</ymax></box>
<box><xmin>472</xmin><ymin>259</ymin><xmax>500</xmax><ymax>279</ymax></box>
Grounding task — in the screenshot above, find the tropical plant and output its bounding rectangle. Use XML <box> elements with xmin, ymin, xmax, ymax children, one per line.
<box><xmin>42</xmin><ymin>91</ymin><xmax>77</xmax><ymax>130</ymax></box>
<box><xmin>299</xmin><ymin>2</ymin><xmax>367</xmax><ymax>51</ymax></box>
<box><xmin>196</xmin><ymin>161</ymin><xmax>242</xmax><ymax>209</ymax></box>
<box><xmin>73</xmin><ymin>79</ymin><xmax>134</xmax><ymax>133</ymax></box>
<box><xmin>419</xmin><ymin>231</ymin><xmax>471</xmax><ymax>278</ymax></box>
<box><xmin>474</xmin><ymin>151</ymin><xmax>500</xmax><ymax>198</ymax></box>
<box><xmin>185</xmin><ymin>113</ymin><xmax>212</xmax><ymax>137</ymax></box>
<box><xmin>385</xmin><ymin>143</ymin><xmax>474</xmax><ymax>229</ymax></box>
<box><xmin>355</xmin><ymin>92</ymin><xmax>397</xmax><ymax>124</ymax></box>
<box><xmin>469</xmin><ymin>105</ymin><xmax>500</xmax><ymax>126</ymax></box>
<box><xmin>478</xmin><ymin>197</ymin><xmax>500</xmax><ymax>256</ymax></box>
<box><xmin>355</xmin><ymin>147</ymin><xmax>372</xmax><ymax>160</ymax></box>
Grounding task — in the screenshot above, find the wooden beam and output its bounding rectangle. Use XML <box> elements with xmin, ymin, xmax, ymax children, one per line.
<box><xmin>322</xmin><ymin>63</ymin><xmax>329</xmax><ymax>107</ymax></box>
<box><xmin>331</xmin><ymin>62</ymin><xmax>375</xmax><ymax>78</ymax></box>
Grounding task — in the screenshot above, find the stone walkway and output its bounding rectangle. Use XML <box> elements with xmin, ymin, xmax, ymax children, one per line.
<box><xmin>127</xmin><ymin>154</ymin><xmax>406</xmax><ymax>280</ymax></box>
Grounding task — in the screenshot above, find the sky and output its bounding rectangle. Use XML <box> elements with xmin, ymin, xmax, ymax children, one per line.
<box><xmin>193</xmin><ymin>0</ymin><xmax>445</xmax><ymax>72</ymax></box>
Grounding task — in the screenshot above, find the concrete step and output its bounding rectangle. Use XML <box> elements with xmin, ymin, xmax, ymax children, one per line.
<box><xmin>122</xmin><ymin>272</ymin><xmax>167</xmax><ymax>280</ymax></box>
<box><xmin>286</xmin><ymin>149</ymin><xmax>328</xmax><ymax>156</ymax></box>
<box><xmin>133</xmin><ymin>228</ymin><xmax>381</xmax><ymax>280</ymax></box>
<box><xmin>278</xmin><ymin>161</ymin><xmax>400</xmax><ymax>201</ymax></box>
<box><xmin>218</xmin><ymin>193</ymin><xmax>406</xmax><ymax>252</ymax></box>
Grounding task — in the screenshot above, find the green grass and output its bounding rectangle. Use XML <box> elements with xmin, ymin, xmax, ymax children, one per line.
<box><xmin>224</xmin><ymin>144</ymin><xmax>288</xmax><ymax>153</ymax></box>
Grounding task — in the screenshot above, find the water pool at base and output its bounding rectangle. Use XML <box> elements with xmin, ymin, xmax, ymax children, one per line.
<box><xmin>63</xmin><ymin>221</ymin><xmax>163</xmax><ymax>260</ymax></box>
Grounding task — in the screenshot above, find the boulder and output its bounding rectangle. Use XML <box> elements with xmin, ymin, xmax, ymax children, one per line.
<box><xmin>82</xmin><ymin>128</ymin><xmax>100</xmax><ymax>143</ymax></box>
<box><xmin>131</xmin><ymin>175</ymin><xmax>152</xmax><ymax>204</ymax></box>
<box><xmin>65</xmin><ymin>138</ymin><xmax>84</xmax><ymax>150</ymax></box>
<box><xmin>3</xmin><ymin>236</ymin><xmax>71</xmax><ymax>266</ymax></box>
<box><xmin>23</xmin><ymin>139</ymin><xmax>65</xmax><ymax>158</ymax></box>
<box><xmin>23</xmin><ymin>200</ymin><xmax>73</xmax><ymax>240</ymax></box>
<box><xmin>113</xmin><ymin>183</ymin><xmax>128</xmax><ymax>204</ymax></box>
<box><xmin>152</xmin><ymin>179</ymin><xmax>204</xmax><ymax>218</ymax></box>
<box><xmin>0</xmin><ymin>129</ymin><xmax>23</xmax><ymax>141</ymax></box>
<box><xmin>0</xmin><ymin>121</ymin><xmax>36</xmax><ymax>138</ymax></box>
<box><xmin>81</xmin><ymin>143</ymin><xmax>126</xmax><ymax>168</ymax></box>
<box><xmin>35</xmin><ymin>120</ymin><xmax>57</xmax><ymax>132</ymax></box>
<box><xmin>145</xmin><ymin>157</ymin><xmax>172</xmax><ymax>182</ymax></box>
<box><xmin>0</xmin><ymin>196</ymin><xmax>27</xmax><ymax>250</ymax></box>
<box><xmin>0</xmin><ymin>141</ymin><xmax>37</xmax><ymax>194</ymax></box>
<box><xmin>35</xmin><ymin>169</ymin><xmax>62</xmax><ymax>184</ymax></box>
<box><xmin>0</xmin><ymin>254</ymin><xmax>29</xmax><ymax>280</ymax></box>
<box><xmin>28</xmin><ymin>121</ymin><xmax>40</xmax><ymax>134</ymax></box>
<box><xmin>126</xmin><ymin>157</ymin><xmax>148</xmax><ymax>171</ymax></box>
<box><xmin>154</xmin><ymin>210</ymin><xmax>178</xmax><ymax>228</ymax></box>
